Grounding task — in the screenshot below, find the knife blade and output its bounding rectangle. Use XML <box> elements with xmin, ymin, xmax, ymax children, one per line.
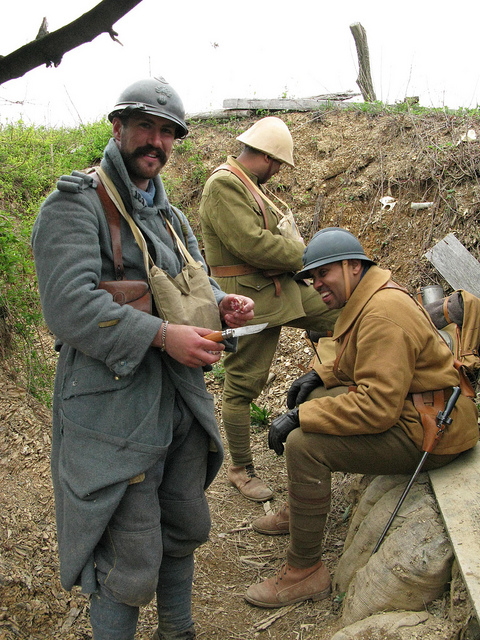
<box><xmin>204</xmin><ymin>322</ymin><xmax>268</xmax><ymax>342</ymax></box>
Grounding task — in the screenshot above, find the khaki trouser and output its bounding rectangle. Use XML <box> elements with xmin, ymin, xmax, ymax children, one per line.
<box><xmin>284</xmin><ymin>425</ymin><xmax>459</xmax><ymax>568</ymax></box>
<box><xmin>222</xmin><ymin>283</ymin><xmax>338</xmax><ymax>466</ymax></box>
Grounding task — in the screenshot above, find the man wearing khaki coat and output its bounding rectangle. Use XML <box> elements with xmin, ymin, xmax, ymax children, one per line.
<box><xmin>245</xmin><ymin>227</ymin><xmax>479</xmax><ymax>608</ymax></box>
<box><xmin>199</xmin><ymin>117</ymin><xmax>338</xmax><ymax>501</ymax></box>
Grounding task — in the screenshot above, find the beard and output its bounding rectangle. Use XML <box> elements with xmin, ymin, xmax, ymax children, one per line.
<box><xmin>121</xmin><ymin>145</ymin><xmax>168</xmax><ymax>181</ymax></box>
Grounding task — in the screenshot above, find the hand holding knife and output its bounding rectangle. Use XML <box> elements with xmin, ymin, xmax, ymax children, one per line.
<box><xmin>204</xmin><ymin>322</ymin><xmax>268</xmax><ymax>342</ymax></box>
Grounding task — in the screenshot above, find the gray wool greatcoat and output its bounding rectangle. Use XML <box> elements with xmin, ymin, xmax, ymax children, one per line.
<box><xmin>31</xmin><ymin>139</ymin><xmax>225</xmax><ymax>593</ymax></box>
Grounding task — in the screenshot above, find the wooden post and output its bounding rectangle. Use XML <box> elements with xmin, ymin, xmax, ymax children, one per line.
<box><xmin>350</xmin><ymin>22</ymin><xmax>377</xmax><ymax>103</ymax></box>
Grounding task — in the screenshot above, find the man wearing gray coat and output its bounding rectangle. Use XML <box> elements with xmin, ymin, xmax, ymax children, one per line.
<box><xmin>31</xmin><ymin>77</ymin><xmax>254</xmax><ymax>640</ymax></box>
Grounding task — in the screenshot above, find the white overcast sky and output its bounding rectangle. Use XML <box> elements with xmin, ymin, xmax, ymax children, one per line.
<box><xmin>1</xmin><ymin>0</ymin><xmax>480</xmax><ymax>127</ymax></box>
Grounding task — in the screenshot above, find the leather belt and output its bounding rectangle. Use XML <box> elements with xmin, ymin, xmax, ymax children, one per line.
<box><xmin>210</xmin><ymin>264</ymin><xmax>259</xmax><ymax>277</ymax></box>
<box><xmin>209</xmin><ymin>264</ymin><xmax>287</xmax><ymax>296</ymax></box>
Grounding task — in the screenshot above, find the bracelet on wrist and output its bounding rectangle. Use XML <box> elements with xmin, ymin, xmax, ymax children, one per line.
<box><xmin>160</xmin><ymin>320</ymin><xmax>169</xmax><ymax>352</ymax></box>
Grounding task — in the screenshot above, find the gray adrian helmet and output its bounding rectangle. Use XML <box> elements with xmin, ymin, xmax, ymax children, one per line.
<box><xmin>294</xmin><ymin>227</ymin><xmax>375</xmax><ymax>280</ymax></box>
<box><xmin>108</xmin><ymin>76</ymin><xmax>188</xmax><ymax>138</ymax></box>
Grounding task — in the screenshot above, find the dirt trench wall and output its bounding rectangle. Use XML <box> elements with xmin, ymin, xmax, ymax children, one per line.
<box><xmin>165</xmin><ymin>108</ymin><xmax>480</xmax><ymax>292</ymax></box>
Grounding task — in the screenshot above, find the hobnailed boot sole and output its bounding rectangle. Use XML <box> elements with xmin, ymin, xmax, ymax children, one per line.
<box><xmin>235</xmin><ymin>485</ymin><xmax>274</xmax><ymax>503</ymax></box>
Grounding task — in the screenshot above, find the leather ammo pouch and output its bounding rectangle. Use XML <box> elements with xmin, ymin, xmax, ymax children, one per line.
<box><xmin>94</xmin><ymin>173</ymin><xmax>152</xmax><ymax>314</ymax></box>
<box><xmin>97</xmin><ymin>280</ymin><xmax>151</xmax><ymax>313</ymax></box>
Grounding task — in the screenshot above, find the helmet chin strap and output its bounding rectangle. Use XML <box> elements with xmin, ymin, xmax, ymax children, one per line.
<box><xmin>342</xmin><ymin>259</ymin><xmax>351</xmax><ymax>302</ymax></box>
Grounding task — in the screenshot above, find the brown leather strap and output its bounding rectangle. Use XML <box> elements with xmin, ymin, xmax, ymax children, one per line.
<box><xmin>93</xmin><ymin>172</ymin><xmax>125</xmax><ymax>281</ymax></box>
<box><xmin>209</xmin><ymin>264</ymin><xmax>284</xmax><ymax>296</ymax></box>
<box><xmin>213</xmin><ymin>163</ymin><xmax>269</xmax><ymax>230</ymax></box>
<box><xmin>381</xmin><ymin>280</ymin><xmax>410</xmax><ymax>294</ymax></box>
<box><xmin>443</xmin><ymin>296</ymin><xmax>452</xmax><ymax>324</ymax></box>
<box><xmin>210</xmin><ymin>264</ymin><xmax>259</xmax><ymax>277</ymax></box>
<box><xmin>453</xmin><ymin>359</ymin><xmax>475</xmax><ymax>397</ymax></box>
<box><xmin>271</xmin><ymin>276</ymin><xmax>281</xmax><ymax>297</ymax></box>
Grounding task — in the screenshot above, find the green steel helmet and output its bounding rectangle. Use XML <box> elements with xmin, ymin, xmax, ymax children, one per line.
<box><xmin>108</xmin><ymin>76</ymin><xmax>188</xmax><ymax>138</ymax></box>
<box><xmin>294</xmin><ymin>227</ymin><xmax>375</xmax><ymax>280</ymax></box>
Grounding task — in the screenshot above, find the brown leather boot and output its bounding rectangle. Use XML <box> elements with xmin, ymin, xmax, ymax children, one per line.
<box><xmin>244</xmin><ymin>559</ymin><xmax>331</xmax><ymax>608</ymax></box>
<box><xmin>252</xmin><ymin>502</ymin><xmax>290</xmax><ymax>535</ymax></box>
<box><xmin>227</xmin><ymin>464</ymin><xmax>273</xmax><ymax>502</ymax></box>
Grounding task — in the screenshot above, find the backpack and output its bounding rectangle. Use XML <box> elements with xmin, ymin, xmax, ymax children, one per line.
<box><xmin>424</xmin><ymin>289</ymin><xmax>480</xmax><ymax>392</ymax></box>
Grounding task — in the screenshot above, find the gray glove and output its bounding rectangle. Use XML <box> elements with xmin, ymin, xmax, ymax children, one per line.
<box><xmin>287</xmin><ymin>370</ymin><xmax>323</xmax><ymax>409</ymax></box>
<box><xmin>268</xmin><ymin>408</ymin><xmax>300</xmax><ymax>456</ymax></box>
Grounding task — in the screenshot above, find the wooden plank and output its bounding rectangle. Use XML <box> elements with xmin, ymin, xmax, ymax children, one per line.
<box><xmin>188</xmin><ymin>109</ymin><xmax>252</xmax><ymax>121</ymax></box>
<box><xmin>429</xmin><ymin>444</ymin><xmax>480</xmax><ymax>619</ymax></box>
<box><xmin>424</xmin><ymin>233</ymin><xmax>480</xmax><ymax>297</ymax></box>
<box><xmin>223</xmin><ymin>98</ymin><xmax>340</xmax><ymax>111</ymax></box>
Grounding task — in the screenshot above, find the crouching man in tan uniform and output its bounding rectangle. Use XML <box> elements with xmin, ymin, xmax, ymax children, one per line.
<box><xmin>245</xmin><ymin>227</ymin><xmax>479</xmax><ymax>608</ymax></box>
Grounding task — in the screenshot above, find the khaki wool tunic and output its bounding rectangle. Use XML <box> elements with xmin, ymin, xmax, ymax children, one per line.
<box><xmin>200</xmin><ymin>156</ymin><xmax>313</xmax><ymax>327</ymax></box>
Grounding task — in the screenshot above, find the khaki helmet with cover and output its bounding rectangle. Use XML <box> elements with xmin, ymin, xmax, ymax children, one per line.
<box><xmin>108</xmin><ymin>76</ymin><xmax>188</xmax><ymax>139</ymax></box>
<box><xmin>236</xmin><ymin>117</ymin><xmax>295</xmax><ymax>167</ymax></box>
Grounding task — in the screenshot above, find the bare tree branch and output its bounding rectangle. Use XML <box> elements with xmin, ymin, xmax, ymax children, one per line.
<box><xmin>0</xmin><ymin>0</ymin><xmax>144</xmax><ymax>85</ymax></box>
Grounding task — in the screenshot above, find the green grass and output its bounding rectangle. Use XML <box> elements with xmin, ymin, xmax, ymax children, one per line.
<box><xmin>0</xmin><ymin>119</ymin><xmax>111</xmax><ymax>404</ymax></box>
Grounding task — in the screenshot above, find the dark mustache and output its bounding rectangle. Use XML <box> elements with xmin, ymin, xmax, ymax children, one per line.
<box><xmin>134</xmin><ymin>145</ymin><xmax>167</xmax><ymax>164</ymax></box>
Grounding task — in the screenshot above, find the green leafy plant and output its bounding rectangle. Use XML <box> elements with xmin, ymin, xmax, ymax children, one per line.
<box><xmin>209</xmin><ymin>361</ymin><xmax>225</xmax><ymax>383</ymax></box>
<box><xmin>250</xmin><ymin>402</ymin><xmax>272</xmax><ymax>429</ymax></box>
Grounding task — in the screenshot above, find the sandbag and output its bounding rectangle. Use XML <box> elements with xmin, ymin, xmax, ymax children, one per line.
<box><xmin>331</xmin><ymin>611</ymin><xmax>458</xmax><ymax>640</ymax></box>
<box><xmin>335</xmin><ymin>477</ymin><xmax>432</xmax><ymax>594</ymax></box>
<box><xmin>340</xmin><ymin>511</ymin><xmax>453</xmax><ymax>626</ymax></box>
<box><xmin>342</xmin><ymin>474</ymin><xmax>425</xmax><ymax>552</ymax></box>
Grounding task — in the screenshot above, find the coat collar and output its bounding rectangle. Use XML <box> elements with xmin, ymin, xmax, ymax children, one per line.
<box><xmin>226</xmin><ymin>155</ymin><xmax>260</xmax><ymax>186</ymax></box>
<box><xmin>333</xmin><ymin>265</ymin><xmax>392</xmax><ymax>339</ymax></box>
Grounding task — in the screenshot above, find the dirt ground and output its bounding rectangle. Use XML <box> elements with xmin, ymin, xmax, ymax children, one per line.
<box><xmin>0</xmin><ymin>329</ymin><xmax>352</xmax><ymax>640</ymax></box>
<box><xmin>0</xmin><ymin>329</ymin><xmax>474</xmax><ymax>640</ymax></box>
<box><xmin>1</xmin><ymin>106</ymin><xmax>480</xmax><ymax>639</ymax></box>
